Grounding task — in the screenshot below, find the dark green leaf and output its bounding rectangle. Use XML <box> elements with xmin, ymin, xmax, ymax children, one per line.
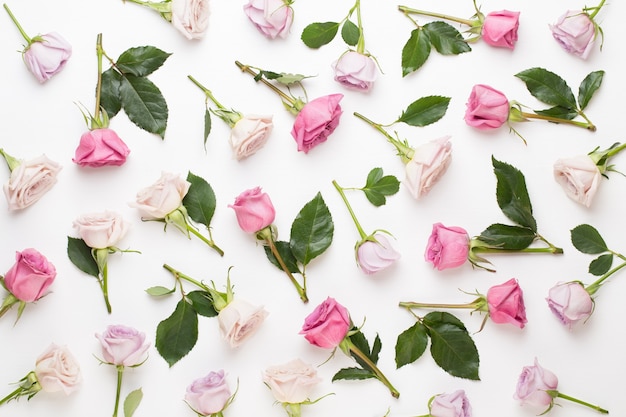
<box><xmin>534</xmin><ymin>106</ymin><xmax>577</xmax><ymax>121</ymax></box>
<box><xmin>119</xmin><ymin>75</ymin><xmax>168</xmax><ymax>139</ymax></box>
<box><xmin>395</xmin><ymin>322</ymin><xmax>428</xmax><ymax>368</ymax></box>
<box><xmin>263</xmin><ymin>241</ymin><xmax>301</xmax><ymax>274</ymax></box>
<box><xmin>423</xmin><ymin>311</ymin><xmax>468</xmax><ymax>331</ymax></box>
<box><xmin>589</xmin><ymin>254</ymin><xmax>613</xmax><ymax>276</ymax></box>
<box><xmin>67</xmin><ymin>237</ymin><xmax>99</xmax><ymax>277</ymax></box>
<box><xmin>123</xmin><ymin>388</ymin><xmax>143</xmax><ymax>417</ymax></box>
<box><xmin>145</xmin><ymin>286</ymin><xmax>175</xmax><ymax>296</ymax></box>
<box><xmin>578</xmin><ymin>70</ymin><xmax>604</xmax><ymax>111</ymax></box>
<box><xmin>203</xmin><ymin>109</ymin><xmax>211</xmax><ymax>150</ymax></box>
<box><xmin>363</xmin><ymin>168</ymin><xmax>400</xmax><ymax>207</ymax></box>
<box><xmin>100</xmin><ymin>68</ymin><xmax>122</xmax><ymax>119</ymax></box>
<box><xmin>571</xmin><ymin>224</ymin><xmax>608</xmax><ymax>254</ymax></box>
<box><xmin>396</xmin><ymin>95</ymin><xmax>450</xmax><ymax>126</ymax></box>
<box><xmin>187</xmin><ymin>290</ymin><xmax>218</xmax><ymax>317</ymax></box>
<box><xmin>255</xmin><ymin>70</ymin><xmax>282</xmax><ymax>81</ymax></box>
<box><xmin>425</xmin><ymin>320</ymin><xmax>480</xmax><ymax>380</ymax></box>
<box><xmin>301</xmin><ymin>22</ymin><xmax>340</xmax><ymax>48</ymax></box>
<box><xmin>290</xmin><ymin>192</ymin><xmax>334</xmax><ymax>266</ymax></box>
<box><xmin>423</xmin><ymin>21</ymin><xmax>471</xmax><ymax>55</ymax></box>
<box><xmin>515</xmin><ymin>67</ymin><xmax>576</xmax><ymax>109</ymax></box>
<box><xmin>348</xmin><ymin>329</ymin><xmax>375</xmax><ymax>369</ymax></box>
<box><xmin>371</xmin><ymin>334</ymin><xmax>382</xmax><ymax>364</ymax></box>
<box><xmin>477</xmin><ymin>223</ymin><xmax>536</xmax><ymax>250</ymax></box>
<box><xmin>341</xmin><ymin>20</ymin><xmax>360</xmax><ymax>46</ymax></box>
<box><xmin>155</xmin><ymin>299</ymin><xmax>198</xmax><ymax>367</ymax></box>
<box><xmin>183</xmin><ymin>172</ymin><xmax>216</xmax><ymax>229</ymax></box>
<box><xmin>492</xmin><ymin>157</ymin><xmax>537</xmax><ymax>232</ymax></box>
<box><xmin>401</xmin><ymin>28</ymin><xmax>431</xmax><ymax>77</ymax></box>
<box><xmin>332</xmin><ymin>367</ymin><xmax>375</xmax><ymax>381</ymax></box>
<box><xmin>116</xmin><ymin>46</ymin><xmax>172</xmax><ymax>77</ymax></box>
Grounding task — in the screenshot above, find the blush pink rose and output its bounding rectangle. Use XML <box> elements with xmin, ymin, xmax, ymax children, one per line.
<box><xmin>185</xmin><ymin>370</ymin><xmax>232</xmax><ymax>415</ymax></box>
<box><xmin>481</xmin><ymin>10</ymin><xmax>520</xmax><ymax>49</ymax></box>
<box><xmin>300</xmin><ymin>296</ymin><xmax>350</xmax><ymax>349</ymax></box>
<box><xmin>550</xmin><ymin>10</ymin><xmax>596</xmax><ymax>59</ymax></box>
<box><xmin>130</xmin><ymin>172</ymin><xmax>191</xmax><ymax>219</ymax></box>
<box><xmin>3</xmin><ymin>248</ymin><xmax>56</xmax><ymax>303</ymax></box>
<box><xmin>464</xmin><ymin>84</ymin><xmax>510</xmax><ymax>130</ymax></box>
<box><xmin>514</xmin><ymin>358</ymin><xmax>558</xmax><ymax>410</ymax></box>
<box><xmin>430</xmin><ymin>389</ymin><xmax>472</xmax><ymax>417</ymax></box>
<box><xmin>291</xmin><ymin>94</ymin><xmax>343</xmax><ymax>153</ymax></box>
<box><xmin>331</xmin><ymin>51</ymin><xmax>378</xmax><ymax>92</ymax></box>
<box><xmin>553</xmin><ymin>154</ymin><xmax>601</xmax><ymax>208</ymax></box>
<box><xmin>404</xmin><ymin>136</ymin><xmax>452</xmax><ymax>199</ymax></box>
<box><xmin>72</xmin><ymin>210</ymin><xmax>130</xmax><ymax>249</ymax></box>
<box><xmin>72</xmin><ymin>128</ymin><xmax>130</xmax><ymax>167</ymax></box>
<box><xmin>229</xmin><ymin>186</ymin><xmax>276</xmax><ymax>233</ymax></box>
<box><xmin>217</xmin><ymin>298</ymin><xmax>269</xmax><ymax>348</ymax></box>
<box><xmin>229</xmin><ymin>114</ymin><xmax>273</xmax><ymax>160</ymax></box>
<box><xmin>424</xmin><ymin>223</ymin><xmax>470</xmax><ymax>271</ymax></box>
<box><xmin>243</xmin><ymin>0</ymin><xmax>294</xmax><ymax>39</ymax></box>
<box><xmin>263</xmin><ymin>358</ymin><xmax>321</xmax><ymax>404</ymax></box>
<box><xmin>23</xmin><ymin>32</ymin><xmax>72</xmax><ymax>83</ymax></box>
<box><xmin>546</xmin><ymin>281</ymin><xmax>593</xmax><ymax>329</ymax></box>
<box><xmin>171</xmin><ymin>0</ymin><xmax>210</xmax><ymax>40</ymax></box>
<box><xmin>486</xmin><ymin>278</ymin><xmax>527</xmax><ymax>328</ymax></box>
<box><xmin>356</xmin><ymin>233</ymin><xmax>401</xmax><ymax>275</ymax></box>
<box><xmin>34</xmin><ymin>343</ymin><xmax>82</xmax><ymax>395</ymax></box>
<box><xmin>2</xmin><ymin>154</ymin><xmax>61</xmax><ymax>211</ymax></box>
<box><xmin>95</xmin><ymin>324</ymin><xmax>150</xmax><ymax>367</ymax></box>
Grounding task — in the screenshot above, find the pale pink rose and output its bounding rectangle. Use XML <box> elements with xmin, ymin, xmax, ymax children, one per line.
<box><xmin>331</xmin><ymin>51</ymin><xmax>378</xmax><ymax>92</ymax></box>
<box><xmin>130</xmin><ymin>172</ymin><xmax>191</xmax><ymax>219</ymax></box>
<box><xmin>300</xmin><ymin>297</ymin><xmax>350</xmax><ymax>349</ymax></box>
<box><xmin>243</xmin><ymin>0</ymin><xmax>294</xmax><ymax>39</ymax></box>
<box><xmin>3</xmin><ymin>248</ymin><xmax>56</xmax><ymax>303</ymax></box>
<box><xmin>72</xmin><ymin>128</ymin><xmax>130</xmax><ymax>168</ymax></box>
<box><xmin>34</xmin><ymin>343</ymin><xmax>82</xmax><ymax>395</ymax></box>
<box><xmin>3</xmin><ymin>154</ymin><xmax>61</xmax><ymax>211</ymax></box>
<box><xmin>430</xmin><ymin>390</ymin><xmax>472</xmax><ymax>417</ymax></box>
<box><xmin>185</xmin><ymin>370</ymin><xmax>232</xmax><ymax>415</ymax></box>
<box><xmin>291</xmin><ymin>94</ymin><xmax>343</xmax><ymax>153</ymax></box>
<box><xmin>481</xmin><ymin>10</ymin><xmax>520</xmax><ymax>49</ymax></box>
<box><xmin>356</xmin><ymin>233</ymin><xmax>401</xmax><ymax>275</ymax></box>
<box><xmin>229</xmin><ymin>115</ymin><xmax>273</xmax><ymax>160</ymax></box>
<box><xmin>464</xmin><ymin>84</ymin><xmax>510</xmax><ymax>130</ymax></box>
<box><xmin>553</xmin><ymin>154</ymin><xmax>601</xmax><ymax>207</ymax></box>
<box><xmin>171</xmin><ymin>0</ymin><xmax>210</xmax><ymax>40</ymax></box>
<box><xmin>23</xmin><ymin>32</ymin><xmax>72</xmax><ymax>83</ymax></box>
<box><xmin>424</xmin><ymin>223</ymin><xmax>470</xmax><ymax>271</ymax></box>
<box><xmin>404</xmin><ymin>136</ymin><xmax>452</xmax><ymax>199</ymax></box>
<box><xmin>514</xmin><ymin>358</ymin><xmax>558</xmax><ymax>410</ymax></box>
<box><xmin>73</xmin><ymin>210</ymin><xmax>129</xmax><ymax>249</ymax></box>
<box><xmin>95</xmin><ymin>324</ymin><xmax>150</xmax><ymax>367</ymax></box>
<box><xmin>487</xmin><ymin>278</ymin><xmax>527</xmax><ymax>328</ymax></box>
<box><xmin>546</xmin><ymin>281</ymin><xmax>593</xmax><ymax>329</ymax></box>
<box><xmin>550</xmin><ymin>10</ymin><xmax>597</xmax><ymax>59</ymax></box>
<box><xmin>217</xmin><ymin>298</ymin><xmax>268</xmax><ymax>348</ymax></box>
<box><xmin>263</xmin><ymin>358</ymin><xmax>321</xmax><ymax>404</ymax></box>
<box><xmin>229</xmin><ymin>186</ymin><xmax>276</xmax><ymax>233</ymax></box>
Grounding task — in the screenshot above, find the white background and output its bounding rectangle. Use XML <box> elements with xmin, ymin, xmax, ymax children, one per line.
<box><xmin>1</xmin><ymin>1</ymin><xmax>624</xmax><ymax>416</ymax></box>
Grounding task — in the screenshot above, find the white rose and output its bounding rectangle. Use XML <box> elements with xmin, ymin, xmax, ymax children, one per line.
<box><xmin>73</xmin><ymin>210</ymin><xmax>130</xmax><ymax>249</ymax></box>
<box><xmin>3</xmin><ymin>154</ymin><xmax>61</xmax><ymax>211</ymax></box>
<box><xmin>263</xmin><ymin>358</ymin><xmax>321</xmax><ymax>403</ymax></box>
<box><xmin>171</xmin><ymin>0</ymin><xmax>210</xmax><ymax>40</ymax></box>
<box><xmin>229</xmin><ymin>115</ymin><xmax>273</xmax><ymax>160</ymax></box>
<box><xmin>217</xmin><ymin>298</ymin><xmax>268</xmax><ymax>348</ymax></box>
<box><xmin>130</xmin><ymin>172</ymin><xmax>191</xmax><ymax>219</ymax></box>
<box><xmin>404</xmin><ymin>136</ymin><xmax>452</xmax><ymax>199</ymax></box>
<box><xmin>553</xmin><ymin>154</ymin><xmax>601</xmax><ymax>207</ymax></box>
<box><xmin>34</xmin><ymin>343</ymin><xmax>82</xmax><ymax>395</ymax></box>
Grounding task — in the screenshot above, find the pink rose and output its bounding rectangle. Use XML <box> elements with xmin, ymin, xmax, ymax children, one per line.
<box><xmin>404</xmin><ymin>136</ymin><xmax>452</xmax><ymax>199</ymax></box>
<box><xmin>171</xmin><ymin>0</ymin><xmax>210</xmax><ymax>40</ymax></box>
<box><xmin>514</xmin><ymin>358</ymin><xmax>558</xmax><ymax>410</ymax></box>
<box><xmin>263</xmin><ymin>358</ymin><xmax>321</xmax><ymax>404</ymax></box>
<box><xmin>34</xmin><ymin>343</ymin><xmax>82</xmax><ymax>395</ymax></box>
<box><xmin>430</xmin><ymin>390</ymin><xmax>472</xmax><ymax>417</ymax></box>
<box><xmin>72</xmin><ymin>128</ymin><xmax>130</xmax><ymax>167</ymax></box>
<box><xmin>229</xmin><ymin>186</ymin><xmax>276</xmax><ymax>233</ymax></box>
<box><xmin>553</xmin><ymin>154</ymin><xmax>601</xmax><ymax>207</ymax></box>
<box><xmin>72</xmin><ymin>210</ymin><xmax>130</xmax><ymax>249</ymax></box>
<box><xmin>217</xmin><ymin>298</ymin><xmax>269</xmax><ymax>348</ymax></box>
<box><xmin>95</xmin><ymin>324</ymin><xmax>150</xmax><ymax>367</ymax></box>
<box><xmin>550</xmin><ymin>10</ymin><xmax>596</xmax><ymax>59</ymax></box>
<box><xmin>23</xmin><ymin>32</ymin><xmax>72</xmax><ymax>83</ymax></box>
<box><xmin>2</xmin><ymin>154</ymin><xmax>61</xmax><ymax>211</ymax></box>
<box><xmin>229</xmin><ymin>114</ymin><xmax>273</xmax><ymax>160</ymax></box>
<box><xmin>486</xmin><ymin>278</ymin><xmax>527</xmax><ymax>328</ymax></box>
<box><xmin>291</xmin><ymin>93</ymin><xmax>343</xmax><ymax>154</ymax></box>
<box><xmin>546</xmin><ymin>281</ymin><xmax>593</xmax><ymax>329</ymax></box>
<box><xmin>185</xmin><ymin>370</ymin><xmax>232</xmax><ymax>415</ymax></box>
<box><xmin>130</xmin><ymin>172</ymin><xmax>191</xmax><ymax>219</ymax></box>
<box><xmin>3</xmin><ymin>248</ymin><xmax>56</xmax><ymax>303</ymax></box>
<box><xmin>424</xmin><ymin>223</ymin><xmax>470</xmax><ymax>271</ymax></box>
<box><xmin>243</xmin><ymin>0</ymin><xmax>294</xmax><ymax>39</ymax></box>
<box><xmin>356</xmin><ymin>233</ymin><xmax>401</xmax><ymax>275</ymax></box>
<box><xmin>331</xmin><ymin>51</ymin><xmax>378</xmax><ymax>92</ymax></box>
<box><xmin>464</xmin><ymin>84</ymin><xmax>510</xmax><ymax>130</ymax></box>
<box><xmin>481</xmin><ymin>10</ymin><xmax>520</xmax><ymax>49</ymax></box>
<box><xmin>300</xmin><ymin>296</ymin><xmax>350</xmax><ymax>349</ymax></box>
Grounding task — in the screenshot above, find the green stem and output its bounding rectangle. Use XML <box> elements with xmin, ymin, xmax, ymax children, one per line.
<box><xmin>344</xmin><ymin>338</ymin><xmax>400</xmax><ymax>398</ymax></box>
<box><xmin>398</xmin><ymin>5</ymin><xmax>476</xmax><ymax>27</ymax></box>
<box><xmin>95</xmin><ymin>249</ymin><xmax>112</xmax><ymax>314</ymax></box>
<box><xmin>604</xmin><ymin>141</ymin><xmax>626</xmax><ymax>158</ymax></box>
<box><xmin>332</xmin><ymin>180</ymin><xmax>367</xmax><ymax>240</ymax></box>
<box><xmin>353</xmin><ymin>112</ymin><xmax>413</xmax><ymax>162</ymax></box>
<box><xmin>112</xmin><ymin>365</ymin><xmax>124</xmax><ymax>417</ymax></box>
<box><xmin>354</xmin><ymin>0</ymin><xmax>365</xmax><ymax>54</ymax></box>
<box><xmin>234</xmin><ymin>61</ymin><xmax>296</xmax><ymax>106</ymax></box>
<box><xmin>0</xmin><ymin>386</ymin><xmax>23</xmax><ymax>406</ymax></box>
<box><xmin>519</xmin><ymin>111</ymin><xmax>596</xmax><ymax>132</ymax></box>
<box><xmin>186</xmin><ymin>224</ymin><xmax>224</xmax><ymax>256</ymax></box>
<box><xmin>587</xmin><ymin>0</ymin><xmax>606</xmax><ymax>19</ymax></box>
<box><xmin>187</xmin><ymin>75</ymin><xmax>226</xmax><ymax>110</ymax></box>
<box><xmin>550</xmin><ymin>391</ymin><xmax>608</xmax><ymax>414</ymax></box>
<box><xmin>399</xmin><ymin>300</ymin><xmax>480</xmax><ymax>310</ymax></box>
<box><xmin>473</xmin><ymin>246</ymin><xmax>563</xmax><ymax>254</ymax></box>
<box><xmin>3</xmin><ymin>4</ymin><xmax>32</xmax><ymax>44</ymax></box>
<box><xmin>162</xmin><ymin>263</ymin><xmax>210</xmax><ymax>291</ymax></box>
<box><xmin>586</xmin><ymin>260</ymin><xmax>626</xmax><ymax>296</ymax></box>
<box><xmin>93</xmin><ymin>33</ymin><xmax>104</xmax><ymax>129</ymax></box>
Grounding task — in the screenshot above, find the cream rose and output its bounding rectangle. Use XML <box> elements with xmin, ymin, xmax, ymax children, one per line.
<box><xmin>263</xmin><ymin>358</ymin><xmax>321</xmax><ymax>404</ymax></box>
<box><xmin>217</xmin><ymin>298</ymin><xmax>268</xmax><ymax>348</ymax></box>
<box><xmin>171</xmin><ymin>0</ymin><xmax>210</xmax><ymax>40</ymax></box>
<box><xmin>404</xmin><ymin>136</ymin><xmax>452</xmax><ymax>199</ymax></box>
<box><xmin>130</xmin><ymin>172</ymin><xmax>191</xmax><ymax>219</ymax></box>
<box><xmin>229</xmin><ymin>115</ymin><xmax>273</xmax><ymax>160</ymax></box>
<box><xmin>34</xmin><ymin>343</ymin><xmax>82</xmax><ymax>395</ymax></box>
<box><xmin>3</xmin><ymin>154</ymin><xmax>61</xmax><ymax>211</ymax></box>
<box><xmin>553</xmin><ymin>154</ymin><xmax>601</xmax><ymax>207</ymax></box>
<box><xmin>73</xmin><ymin>210</ymin><xmax>130</xmax><ymax>249</ymax></box>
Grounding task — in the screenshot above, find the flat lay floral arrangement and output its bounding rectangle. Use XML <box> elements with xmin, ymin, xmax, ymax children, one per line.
<box><xmin>0</xmin><ymin>0</ymin><xmax>623</xmax><ymax>416</ymax></box>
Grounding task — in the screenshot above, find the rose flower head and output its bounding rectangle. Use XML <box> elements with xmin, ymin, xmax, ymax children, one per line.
<box><xmin>332</xmin><ymin>51</ymin><xmax>378</xmax><ymax>92</ymax></box>
<box><xmin>185</xmin><ymin>369</ymin><xmax>234</xmax><ymax>416</ymax></box>
<box><xmin>300</xmin><ymin>296</ymin><xmax>350</xmax><ymax>349</ymax></box>
<box><xmin>546</xmin><ymin>281</ymin><xmax>593</xmax><ymax>329</ymax></box>
<box><xmin>229</xmin><ymin>186</ymin><xmax>276</xmax><ymax>234</ymax></box>
<box><xmin>480</xmin><ymin>10</ymin><xmax>520</xmax><ymax>49</ymax></box>
<box><xmin>486</xmin><ymin>278</ymin><xmax>527</xmax><ymax>328</ymax></box>
<box><xmin>291</xmin><ymin>93</ymin><xmax>343</xmax><ymax>154</ymax></box>
<box><xmin>464</xmin><ymin>84</ymin><xmax>510</xmax><ymax>130</ymax></box>
<box><xmin>424</xmin><ymin>223</ymin><xmax>470</xmax><ymax>271</ymax></box>
<box><xmin>244</xmin><ymin>0</ymin><xmax>294</xmax><ymax>39</ymax></box>
<box><xmin>263</xmin><ymin>358</ymin><xmax>321</xmax><ymax>404</ymax></box>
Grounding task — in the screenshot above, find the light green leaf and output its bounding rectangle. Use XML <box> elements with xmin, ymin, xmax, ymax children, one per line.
<box><xmin>341</xmin><ymin>20</ymin><xmax>360</xmax><ymax>46</ymax></box>
<box><xmin>492</xmin><ymin>157</ymin><xmax>537</xmax><ymax>232</ymax></box>
<box><xmin>332</xmin><ymin>367</ymin><xmax>375</xmax><ymax>381</ymax></box>
<box><xmin>100</xmin><ymin>68</ymin><xmax>122</xmax><ymax>119</ymax></box>
<box><xmin>123</xmin><ymin>388</ymin><xmax>143</xmax><ymax>417</ymax></box>
<box><xmin>570</xmin><ymin>224</ymin><xmax>608</xmax><ymax>254</ymax></box>
<box><xmin>395</xmin><ymin>322</ymin><xmax>428</xmax><ymax>368</ymax></box>
<box><xmin>401</xmin><ymin>28</ymin><xmax>431</xmax><ymax>77</ymax></box>
<box><xmin>301</xmin><ymin>22</ymin><xmax>340</xmax><ymax>48</ymax></box>
<box><xmin>145</xmin><ymin>286</ymin><xmax>175</xmax><ymax>296</ymax></box>
<box><xmin>155</xmin><ymin>299</ymin><xmax>198</xmax><ymax>367</ymax></box>
<box><xmin>396</xmin><ymin>95</ymin><xmax>450</xmax><ymax>126</ymax></box>
<box><xmin>119</xmin><ymin>75</ymin><xmax>168</xmax><ymax>139</ymax></box>
<box><xmin>477</xmin><ymin>223</ymin><xmax>536</xmax><ymax>250</ymax></box>
<box><xmin>67</xmin><ymin>237</ymin><xmax>98</xmax><ymax>278</ymax></box>
<box><xmin>515</xmin><ymin>67</ymin><xmax>576</xmax><ymax>109</ymax></box>
<box><xmin>116</xmin><ymin>46</ymin><xmax>172</xmax><ymax>77</ymax></box>
<box><xmin>183</xmin><ymin>171</ymin><xmax>216</xmax><ymax>229</ymax></box>
<box><xmin>589</xmin><ymin>254</ymin><xmax>613</xmax><ymax>276</ymax></box>
<box><xmin>273</xmin><ymin>73</ymin><xmax>314</xmax><ymax>85</ymax></box>
<box><xmin>578</xmin><ymin>70</ymin><xmax>604</xmax><ymax>111</ymax></box>
<box><xmin>290</xmin><ymin>192</ymin><xmax>334</xmax><ymax>266</ymax></box>
<box><xmin>422</xmin><ymin>21</ymin><xmax>471</xmax><ymax>55</ymax></box>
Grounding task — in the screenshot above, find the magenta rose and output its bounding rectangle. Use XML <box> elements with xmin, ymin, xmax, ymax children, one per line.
<box><xmin>514</xmin><ymin>358</ymin><xmax>558</xmax><ymax>410</ymax></box>
<box><xmin>3</xmin><ymin>248</ymin><xmax>56</xmax><ymax>303</ymax></box>
<box><xmin>331</xmin><ymin>51</ymin><xmax>378</xmax><ymax>92</ymax></box>
<box><xmin>229</xmin><ymin>186</ymin><xmax>276</xmax><ymax>233</ymax></box>
<box><xmin>300</xmin><ymin>297</ymin><xmax>350</xmax><ymax>349</ymax></box>
<box><xmin>73</xmin><ymin>128</ymin><xmax>130</xmax><ymax>167</ymax></box>
<box><xmin>464</xmin><ymin>84</ymin><xmax>510</xmax><ymax>130</ymax></box>
<box><xmin>356</xmin><ymin>233</ymin><xmax>401</xmax><ymax>275</ymax></box>
<box><xmin>185</xmin><ymin>370</ymin><xmax>232</xmax><ymax>415</ymax></box>
<box><xmin>95</xmin><ymin>324</ymin><xmax>150</xmax><ymax>367</ymax></box>
<box><xmin>550</xmin><ymin>10</ymin><xmax>597</xmax><ymax>59</ymax></box>
<box><xmin>481</xmin><ymin>10</ymin><xmax>520</xmax><ymax>49</ymax></box>
<box><xmin>243</xmin><ymin>0</ymin><xmax>294</xmax><ymax>39</ymax></box>
<box><xmin>546</xmin><ymin>281</ymin><xmax>593</xmax><ymax>329</ymax></box>
<box><xmin>486</xmin><ymin>278</ymin><xmax>527</xmax><ymax>328</ymax></box>
<box><xmin>424</xmin><ymin>223</ymin><xmax>470</xmax><ymax>271</ymax></box>
<box><xmin>291</xmin><ymin>93</ymin><xmax>343</xmax><ymax>153</ymax></box>
<box><xmin>23</xmin><ymin>32</ymin><xmax>72</xmax><ymax>83</ymax></box>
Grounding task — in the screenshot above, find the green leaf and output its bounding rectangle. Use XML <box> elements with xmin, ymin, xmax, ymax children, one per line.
<box><xmin>341</xmin><ymin>20</ymin><xmax>360</xmax><ymax>46</ymax></box>
<box><xmin>187</xmin><ymin>290</ymin><xmax>218</xmax><ymax>317</ymax></box>
<box><xmin>290</xmin><ymin>192</ymin><xmax>334</xmax><ymax>266</ymax></box>
<box><xmin>423</xmin><ymin>311</ymin><xmax>468</xmax><ymax>331</ymax></box>
<box><xmin>273</xmin><ymin>73</ymin><xmax>314</xmax><ymax>85</ymax></box>
<box><xmin>183</xmin><ymin>172</ymin><xmax>216</xmax><ymax>229</ymax></box>
<box><xmin>534</xmin><ymin>106</ymin><xmax>577</xmax><ymax>121</ymax></box>
<box><xmin>301</xmin><ymin>22</ymin><xmax>340</xmax><ymax>48</ymax></box>
<box><xmin>363</xmin><ymin>168</ymin><xmax>400</xmax><ymax>207</ymax></box>
<box><xmin>589</xmin><ymin>254</ymin><xmax>613</xmax><ymax>276</ymax></box>
<box><xmin>119</xmin><ymin>75</ymin><xmax>168</xmax><ymax>139</ymax></box>
<box><xmin>203</xmin><ymin>109</ymin><xmax>211</xmax><ymax>150</ymax></box>
<box><xmin>332</xmin><ymin>367</ymin><xmax>375</xmax><ymax>381</ymax></box>
<box><xmin>263</xmin><ymin>241</ymin><xmax>301</xmax><ymax>274</ymax></box>
<box><xmin>155</xmin><ymin>299</ymin><xmax>198</xmax><ymax>367</ymax></box>
<box><xmin>145</xmin><ymin>286</ymin><xmax>175</xmax><ymax>296</ymax></box>
<box><xmin>578</xmin><ymin>70</ymin><xmax>604</xmax><ymax>111</ymax></box>
<box><xmin>348</xmin><ymin>330</ymin><xmax>377</xmax><ymax>369</ymax></box>
<box><xmin>514</xmin><ymin>67</ymin><xmax>577</xmax><ymax>109</ymax></box>
<box><xmin>116</xmin><ymin>46</ymin><xmax>172</xmax><ymax>77</ymax></box>
<box><xmin>492</xmin><ymin>157</ymin><xmax>537</xmax><ymax>232</ymax></box>
<box><xmin>396</xmin><ymin>95</ymin><xmax>450</xmax><ymax>127</ymax></box>
<box><xmin>477</xmin><ymin>223</ymin><xmax>536</xmax><ymax>250</ymax></box>
<box><xmin>100</xmin><ymin>68</ymin><xmax>122</xmax><ymax>119</ymax></box>
<box><xmin>67</xmin><ymin>237</ymin><xmax>99</xmax><ymax>277</ymax></box>
<box><xmin>422</xmin><ymin>21</ymin><xmax>471</xmax><ymax>55</ymax></box>
<box><xmin>395</xmin><ymin>322</ymin><xmax>428</xmax><ymax>368</ymax></box>
<box><xmin>570</xmin><ymin>224</ymin><xmax>608</xmax><ymax>254</ymax></box>
<box><xmin>123</xmin><ymin>388</ymin><xmax>143</xmax><ymax>417</ymax></box>
<box><xmin>401</xmin><ymin>28</ymin><xmax>431</xmax><ymax>77</ymax></box>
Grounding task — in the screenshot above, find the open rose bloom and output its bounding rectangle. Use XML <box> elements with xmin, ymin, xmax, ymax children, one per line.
<box><xmin>217</xmin><ymin>298</ymin><xmax>269</xmax><ymax>347</ymax></box>
<box><xmin>34</xmin><ymin>343</ymin><xmax>82</xmax><ymax>395</ymax></box>
<box><xmin>263</xmin><ymin>358</ymin><xmax>321</xmax><ymax>404</ymax></box>
<box><xmin>95</xmin><ymin>324</ymin><xmax>150</xmax><ymax>367</ymax></box>
<box><xmin>229</xmin><ymin>114</ymin><xmax>273</xmax><ymax>160</ymax></box>
<box><xmin>300</xmin><ymin>297</ymin><xmax>350</xmax><ymax>349</ymax></box>
<box><xmin>73</xmin><ymin>210</ymin><xmax>130</xmax><ymax>249</ymax></box>
<box><xmin>291</xmin><ymin>94</ymin><xmax>343</xmax><ymax>153</ymax></box>
<box><xmin>171</xmin><ymin>0</ymin><xmax>210</xmax><ymax>40</ymax></box>
<box><xmin>185</xmin><ymin>370</ymin><xmax>232</xmax><ymax>415</ymax></box>
<box><xmin>243</xmin><ymin>0</ymin><xmax>294</xmax><ymax>39</ymax></box>
<box><xmin>429</xmin><ymin>390</ymin><xmax>472</xmax><ymax>417</ymax></box>
<box><xmin>550</xmin><ymin>10</ymin><xmax>597</xmax><ymax>59</ymax></box>
<box><xmin>404</xmin><ymin>136</ymin><xmax>452</xmax><ymax>199</ymax></box>
<box><xmin>2</xmin><ymin>248</ymin><xmax>56</xmax><ymax>304</ymax></box>
<box><xmin>553</xmin><ymin>154</ymin><xmax>601</xmax><ymax>207</ymax></box>
<box><xmin>2</xmin><ymin>153</ymin><xmax>61</xmax><ymax>211</ymax></box>
<box><xmin>514</xmin><ymin>358</ymin><xmax>558</xmax><ymax>411</ymax></box>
